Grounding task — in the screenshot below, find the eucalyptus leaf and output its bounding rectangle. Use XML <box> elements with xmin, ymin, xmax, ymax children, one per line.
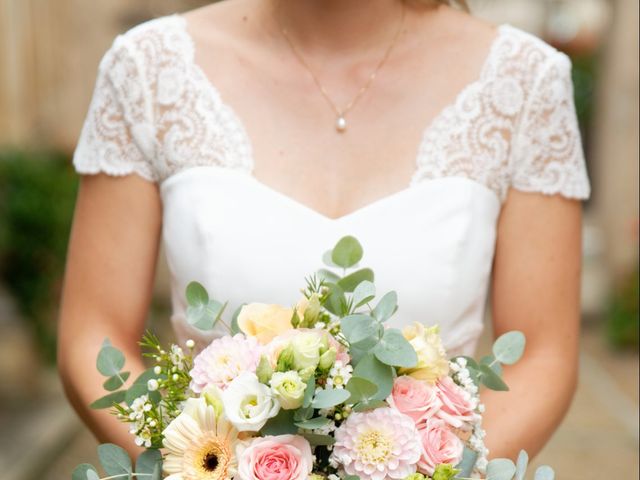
<box><xmin>345</xmin><ymin>377</ymin><xmax>378</xmax><ymax>404</ymax></box>
<box><xmin>135</xmin><ymin>449</ymin><xmax>162</xmax><ymax>480</ymax></box>
<box><xmin>317</xmin><ymin>268</ymin><xmax>341</xmax><ymax>284</ymax></box>
<box><xmin>352</xmin><ymin>280</ymin><xmax>376</xmax><ymax>309</ymax></box>
<box><xmin>96</xmin><ymin>346</ymin><xmax>125</xmax><ymax>377</ymax></box>
<box><xmin>341</xmin><ymin>315</ymin><xmax>380</xmax><ymax>346</ymax></box>
<box><xmin>338</xmin><ymin>268</ymin><xmax>374</xmax><ymax>293</ymax></box>
<box><xmin>295</xmin><ymin>416</ymin><xmax>332</xmax><ymax>429</ymax></box>
<box><xmin>353</xmin><ymin>353</ymin><xmax>394</xmax><ymax>400</ymax></box>
<box><xmin>86</xmin><ymin>470</ymin><xmax>100</xmax><ymax>480</ymax></box>
<box><xmin>373</xmin><ymin>328</ymin><xmax>418</xmax><ymax>368</ymax></box>
<box><xmin>90</xmin><ymin>390</ymin><xmax>126</xmax><ymax>410</ymax></box>
<box><xmin>187</xmin><ymin>299</ymin><xmax>227</xmax><ymax>331</ymax></box>
<box><xmin>293</xmin><ymin>405</ymin><xmax>314</xmax><ymax>422</ymax></box>
<box><xmin>352</xmin><ymin>399</ymin><xmax>387</xmax><ymax>412</ymax></box>
<box><xmin>301</xmin><ymin>432</ymin><xmax>336</xmax><ymax>446</ymax></box>
<box><xmin>534</xmin><ymin>466</ymin><xmax>555</xmax><ymax>480</ymax></box>
<box><xmin>480</xmin><ymin>355</ymin><xmax>503</xmax><ymax>376</ymax></box>
<box><xmin>103</xmin><ymin>371</ymin><xmax>130</xmax><ymax>392</ymax></box>
<box><xmin>231</xmin><ymin>304</ymin><xmax>245</xmax><ymax>335</ymax></box>
<box><xmin>303</xmin><ymin>376</ymin><xmax>315</xmax><ymax>408</ymax></box>
<box><xmin>515</xmin><ymin>450</ymin><xmax>529</xmax><ymax>480</ymax></box>
<box><xmin>478</xmin><ymin>364</ymin><xmax>509</xmax><ymax>391</ymax></box>
<box><xmin>311</xmin><ymin>388</ymin><xmax>351</xmax><ymax>409</ymax></box>
<box><xmin>454</xmin><ymin>447</ymin><xmax>478</xmax><ymax>479</ymax></box>
<box><xmin>186</xmin><ymin>281</ymin><xmax>209</xmax><ymax>305</ymax></box>
<box><xmin>322</xmin><ymin>249</ymin><xmax>340</xmax><ymax>268</ymax></box>
<box><xmin>71</xmin><ymin>463</ymin><xmax>98</xmax><ymax>480</ymax></box>
<box><xmin>486</xmin><ymin>458</ymin><xmax>517</xmax><ymax>480</ymax></box>
<box><xmin>493</xmin><ymin>331</ymin><xmax>526</xmax><ymax>365</ymax></box>
<box><xmin>97</xmin><ymin>443</ymin><xmax>132</xmax><ymax>476</ymax></box>
<box><xmin>325</xmin><ymin>283</ymin><xmax>348</xmax><ymax>317</ymax></box>
<box><xmin>372</xmin><ymin>291</ymin><xmax>398</xmax><ymax>322</ymax></box>
<box><xmin>452</xmin><ymin>355</ymin><xmax>479</xmax><ymax>370</ymax></box>
<box><xmin>261</xmin><ymin>409</ymin><xmax>298</xmax><ymax>435</ymax></box>
<box><xmin>331</xmin><ymin>235</ymin><xmax>364</xmax><ymax>268</ymax></box>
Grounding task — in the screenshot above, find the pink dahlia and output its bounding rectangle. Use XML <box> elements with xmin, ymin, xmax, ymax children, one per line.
<box><xmin>190</xmin><ymin>334</ymin><xmax>262</xmax><ymax>393</ymax></box>
<box><xmin>331</xmin><ymin>408</ymin><xmax>422</xmax><ymax>480</ymax></box>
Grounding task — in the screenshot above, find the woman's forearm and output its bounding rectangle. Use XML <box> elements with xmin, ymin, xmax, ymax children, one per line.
<box><xmin>58</xmin><ymin>336</ymin><xmax>146</xmax><ymax>459</ymax></box>
<box><xmin>480</xmin><ymin>350</ymin><xmax>578</xmax><ymax>460</ymax></box>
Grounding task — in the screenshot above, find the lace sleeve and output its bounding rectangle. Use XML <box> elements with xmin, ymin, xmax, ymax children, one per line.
<box><xmin>509</xmin><ymin>51</ymin><xmax>591</xmax><ymax>199</ymax></box>
<box><xmin>72</xmin><ymin>35</ymin><xmax>158</xmax><ymax>182</ymax></box>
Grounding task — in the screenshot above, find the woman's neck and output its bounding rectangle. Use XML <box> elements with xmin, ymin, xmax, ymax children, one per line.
<box><xmin>264</xmin><ymin>0</ymin><xmax>408</xmax><ymax>54</ymax></box>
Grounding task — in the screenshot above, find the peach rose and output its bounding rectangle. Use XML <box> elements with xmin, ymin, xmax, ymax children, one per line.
<box><xmin>434</xmin><ymin>376</ymin><xmax>480</xmax><ymax>429</ymax></box>
<box><xmin>236</xmin><ymin>435</ymin><xmax>313</xmax><ymax>480</ymax></box>
<box><xmin>387</xmin><ymin>375</ymin><xmax>442</xmax><ymax>423</ymax></box>
<box><xmin>237</xmin><ymin>303</ymin><xmax>298</xmax><ymax>344</ymax></box>
<box><xmin>417</xmin><ymin>418</ymin><xmax>464</xmax><ymax>476</ymax></box>
<box><xmin>399</xmin><ymin>323</ymin><xmax>450</xmax><ymax>384</ymax></box>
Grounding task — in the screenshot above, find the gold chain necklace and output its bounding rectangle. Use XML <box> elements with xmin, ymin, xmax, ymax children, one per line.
<box><xmin>276</xmin><ymin>5</ymin><xmax>406</xmax><ymax>133</ymax></box>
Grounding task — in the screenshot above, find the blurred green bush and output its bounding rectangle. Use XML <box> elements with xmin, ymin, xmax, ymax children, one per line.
<box><xmin>0</xmin><ymin>149</ymin><xmax>78</xmax><ymax>362</ymax></box>
<box><xmin>607</xmin><ymin>267</ymin><xmax>639</xmax><ymax>351</ymax></box>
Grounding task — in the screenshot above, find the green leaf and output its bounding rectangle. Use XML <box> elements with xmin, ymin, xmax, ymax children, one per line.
<box><xmin>352</xmin><ymin>280</ymin><xmax>376</xmax><ymax>309</ymax></box>
<box><xmin>331</xmin><ymin>236</ymin><xmax>364</xmax><ymax>268</ymax></box>
<box><xmin>352</xmin><ymin>399</ymin><xmax>387</xmax><ymax>412</ymax></box>
<box><xmin>325</xmin><ymin>283</ymin><xmax>347</xmax><ymax>317</ymax></box>
<box><xmin>295</xmin><ymin>416</ymin><xmax>332</xmax><ymax>429</ymax></box>
<box><xmin>103</xmin><ymin>371</ymin><xmax>130</xmax><ymax>391</ymax></box>
<box><xmin>452</xmin><ymin>355</ymin><xmax>479</xmax><ymax>370</ymax></box>
<box><xmin>311</xmin><ymin>388</ymin><xmax>351</xmax><ymax>409</ymax></box>
<box><xmin>187</xmin><ymin>299</ymin><xmax>227</xmax><ymax>331</ymax></box>
<box><xmin>486</xmin><ymin>458</ymin><xmax>517</xmax><ymax>480</ymax></box>
<box><xmin>293</xmin><ymin>405</ymin><xmax>314</xmax><ymax>422</ymax></box>
<box><xmin>86</xmin><ymin>470</ymin><xmax>100</xmax><ymax>480</ymax></box>
<box><xmin>261</xmin><ymin>409</ymin><xmax>297</xmax><ymax>435</ymax></box>
<box><xmin>353</xmin><ymin>353</ymin><xmax>394</xmax><ymax>400</ymax></box>
<box><xmin>71</xmin><ymin>463</ymin><xmax>99</xmax><ymax>480</ymax></box>
<box><xmin>515</xmin><ymin>450</ymin><xmax>529</xmax><ymax>480</ymax></box>
<box><xmin>480</xmin><ymin>355</ymin><xmax>503</xmax><ymax>376</ymax></box>
<box><xmin>372</xmin><ymin>291</ymin><xmax>398</xmax><ymax>322</ymax></box>
<box><xmin>186</xmin><ymin>281</ymin><xmax>209</xmax><ymax>306</ymax></box>
<box><xmin>322</xmin><ymin>249</ymin><xmax>340</xmax><ymax>268</ymax></box>
<box><xmin>303</xmin><ymin>376</ymin><xmax>315</xmax><ymax>408</ymax></box>
<box><xmin>136</xmin><ymin>449</ymin><xmax>162</xmax><ymax>480</ymax></box>
<box><xmin>317</xmin><ymin>268</ymin><xmax>341</xmax><ymax>284</ymax></box>
<box><xmin>492</xmin><ymin>331</ymin><xmax>526</xmax><ymax>365</ymax></box>
<box><xmin>338</xmin><ymin>268</ymin><xmax>374</xmax><ymax>293</ymax></box>
<box><xmin>231</xmin><ymin>304</ymin><xmax>245</xmax><ymax>335</ymax></box>
<box><xmin>97</xmin><ymin>443</ymin><xmax>132</xmax><ymax>476</ymax></box>
<box><xmin>341</xmin><ymin>315</ymin><xmax>380</xmax><ymax>346</ymax></box>
<box><xmin>454</xmin><ymin>448</ymin><xmax>478</xmax><ymax>479</ymax></box>
<box><xmin>478</xmin><ymin>364</ymin><xmax>509</xmax><ymax>391</ymax></box>
<box><xmin>301</xmin><ymin>432</ymin><xmax>336</xmax><ymax>446</ymax></box>
<box><xmin>345</xmin><ymin>377</ymin><xmax>378</xmax><ymax>404</ymax></box>
<box><xmin>534</xmin><ymin>466</ymin><xmax>555</xmax><ymax>480</ymax></box>
<box><xmin>90</xmin><ymin>390</ymin><xmax>126</xmax><ymax>409</ymax></box>
<box><xmin>373</xmin><ymin>328</ymin><xmax>418</xmax><ymax>368</ymax></box>
<box><xmin>96</xmin><ymin>346</ymin><xmax>125</xmax><ymax>377</ymax></box>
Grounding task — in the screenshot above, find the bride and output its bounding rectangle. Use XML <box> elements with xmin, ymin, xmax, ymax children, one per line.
<box><xmin>58</xmin><ymin>0</ymin><xmax>590</xmax><ymax>463</ymax></box>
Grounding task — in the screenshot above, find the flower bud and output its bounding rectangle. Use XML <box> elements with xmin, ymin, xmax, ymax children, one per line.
<box><xmin>318</xmin><ymin>347</ymin><xmax>337</xmax><ymax>371</ymax></box>
<box><xmin>256</xmin><ymin>355</ymin><xmax>273</xmax><ymax>384</ymax></box>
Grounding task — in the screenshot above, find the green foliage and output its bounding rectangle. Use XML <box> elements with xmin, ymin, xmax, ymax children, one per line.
<box><xmin>0</xmin><ymin>149</ymin><xmax>78</xmax><ymax>362</ymax></box>
<box><xmin>185</xmin><ymin>280</ymin><xmax>227</xmax><ymax>330</ymax></box>
<box><xmin>72</xmin><ymin>445</ymin><xmax>162</xmax><ymax>480</ymax></box>
<box><xmin>607</xmin><ymin>268</ymin><xmax>639</xmax><ymax>350</ymax></box>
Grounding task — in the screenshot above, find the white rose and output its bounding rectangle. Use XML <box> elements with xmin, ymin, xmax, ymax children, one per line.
<box><xmin>291</xmin><ymin>332</ymin><xmax>322</xmax><ymax>371</ymax></box>
<box><xmin>270</xmin><ymin>371</ymin><xmax>306</xmax><ymax>410</ymax></box>
<box><xmin>222</xmin><ymin>372</ymin><xmax>280</xmax><ymax>432</ymax></box>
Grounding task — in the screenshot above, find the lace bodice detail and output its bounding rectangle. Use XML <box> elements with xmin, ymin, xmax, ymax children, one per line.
<box><xmin>73</xmin><ymin>15</ymin><xmax>590</xmax><ymax>202</ymax></box>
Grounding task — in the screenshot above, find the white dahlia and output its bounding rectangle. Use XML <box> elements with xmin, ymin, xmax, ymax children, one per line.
<box><xmin>331</xmin><ymin>408</ymin><xmax>422</xmax><ymax>480</ymax></box>
<box><xmin>190</xmin><ymin>334</ymin><xmax>262</xmax><ymax>393</ymax></box>
<box><xmin>163</xmin><ymin>395</ymin><xmax>240</xmax><ymax>480</ymax></box>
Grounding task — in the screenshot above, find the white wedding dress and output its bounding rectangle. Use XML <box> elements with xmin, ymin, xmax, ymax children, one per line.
<box><xmin>72</xmin><ymin>15</ymin><xmax>590</xmax><ymax>356</ymax></box>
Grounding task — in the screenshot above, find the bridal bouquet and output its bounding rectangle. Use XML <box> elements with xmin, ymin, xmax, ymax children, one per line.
<box><xmin>72</xmin><ymin>236</ymin><xmax>555</xmax><ymax>480</ymax></box>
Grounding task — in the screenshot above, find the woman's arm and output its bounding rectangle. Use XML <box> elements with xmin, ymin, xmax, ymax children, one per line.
<box><xmin>58</xmin><ymin>173</ymin><xmax>162</xmax><ymax>458</ymax></box>
<box><xmin>482</xmin><ymin>189</ymin><xmax>583</xmax><ymax>459</ymax></box>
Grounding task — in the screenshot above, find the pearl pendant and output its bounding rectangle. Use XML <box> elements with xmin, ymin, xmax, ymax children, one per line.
<box><xmin>335</xmin><ymin>116</ymin><xmax>347</xmax><ymax>132</ymax></box>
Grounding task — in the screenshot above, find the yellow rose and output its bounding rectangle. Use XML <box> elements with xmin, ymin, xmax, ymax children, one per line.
<box><xmin>399</xmin><ymin>323</ymin><xmax>450</xmax><ymax>384</ymax></box>
<box><xmin>237</xmin><ymin>303</ymin><xmax>296</xmax><ymax>344</ymax></box>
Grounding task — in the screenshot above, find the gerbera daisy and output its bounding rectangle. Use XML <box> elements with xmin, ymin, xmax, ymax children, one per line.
<box><xmin>163</xmin><ymin>395</ymin><xmax>240</xmax><ymax>480</ymax></box>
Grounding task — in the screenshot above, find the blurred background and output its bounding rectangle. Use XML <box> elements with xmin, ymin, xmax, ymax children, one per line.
<box><xmin>0</xmin><ymin>0</ymin><xmax>637</xmax><ymax>478</ymax></box>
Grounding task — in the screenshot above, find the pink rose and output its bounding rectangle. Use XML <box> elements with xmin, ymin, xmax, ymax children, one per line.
<box><xmin>434</xmin><ymin>376</ymin><xmax>480</xmax><ymax>429</ymax></box>
<box><xmin>417</xmin><ymin>418</ymin><xmax>465</xmax><ymax>476</ymax></box>
<box><xmin>387</xmin><ymin>375</ymin><xmax>442</xmax><ymax>423</ymax></box>
<box><xmin>236</xmin><ymin>435</ymin><xmax>313</xmax><ymax>480</ymax></box>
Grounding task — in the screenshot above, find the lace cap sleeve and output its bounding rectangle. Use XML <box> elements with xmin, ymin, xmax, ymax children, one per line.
<box><xmin>509</xmin><ymin>51</ymin><xmax>591</xmax><ymax>199</ymax></box>
<box><xmin>72</xmin><ymin>35</ymin><xmax>158</xmax><ymax>182</ymax></box>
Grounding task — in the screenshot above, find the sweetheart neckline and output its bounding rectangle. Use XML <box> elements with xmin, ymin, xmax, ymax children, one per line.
<box><xmin>173</xmin><ymin>15</ymin><xmax>510</xmax><ymax>221</ymax></box>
